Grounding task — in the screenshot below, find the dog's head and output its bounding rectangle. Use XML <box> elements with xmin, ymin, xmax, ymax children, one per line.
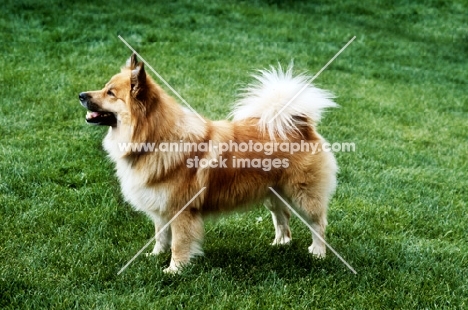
<box><xmin>79</xmin><ymin>53</ymin><xmax>152</xmax><ymax>127</ymax></box>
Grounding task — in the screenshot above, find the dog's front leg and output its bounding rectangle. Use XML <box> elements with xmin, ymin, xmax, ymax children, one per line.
<box><xmin>163</xmin><ymin>209</ymin><xmax>204</xmax><ymax>274</ymax></box>
<box><xmin>146</xmin><ymin>212</ymin><xmax>172</xmax><ymax>256</ymax></box>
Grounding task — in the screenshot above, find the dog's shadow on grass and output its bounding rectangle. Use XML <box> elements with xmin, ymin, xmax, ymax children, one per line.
<box><xmin>206</xmin><ymin>242</ymin><xmax>329</xmax><ymax>278</ymax></box>
<box><xmin>152</xmin><ymin>240</ymin><xmax>339</xmax><ymax>286</ymax></box>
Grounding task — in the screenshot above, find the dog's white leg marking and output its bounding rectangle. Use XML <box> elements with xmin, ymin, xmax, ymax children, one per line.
<box><xmin>146</xmin><ymin>213</ymin><xmax>172</xmax><ymax>256</ymax></box>
<box><xmin>308</xmin><ymin>218</ymin><xmax>327</xmax><ymax>258</ymax></box>
<box><xmin>264</xmin><ymin>198</ymin><xmax>292</xmax><ymax>245</ymax></box>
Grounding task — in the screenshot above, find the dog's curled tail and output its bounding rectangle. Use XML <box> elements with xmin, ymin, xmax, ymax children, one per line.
<box><xmin>230</xmin><ymin>64</ymin><xmax>337</xmax><ymax>140</ymax></box>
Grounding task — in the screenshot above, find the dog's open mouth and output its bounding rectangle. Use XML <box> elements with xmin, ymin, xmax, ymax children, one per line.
<box><xmin>85</xmin><ymin>111</ymin><xmax>117</xmax><ymax>126</ymax></box>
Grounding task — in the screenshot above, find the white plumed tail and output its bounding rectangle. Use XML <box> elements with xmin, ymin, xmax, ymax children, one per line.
<box><xmin>230</xmin><ymin>64</ymin><xmax>337</xmax><ymax>140</ymax></box>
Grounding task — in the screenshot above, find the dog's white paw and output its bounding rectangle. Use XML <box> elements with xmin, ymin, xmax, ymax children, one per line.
<box><xmin>271</xmin><ymin>236</ymin><xmax>291</xmax><ymax>246</ymax></box>
<box><xmin>162</xmin><ymin>258</ymin><xmax>189</xmax><ymax>274</ymax></box>
<box><xmin>146</xmin><ymin>245</ymin><xmax>169</xmax><ymax>257</ymax></box>
<box><xmin>163</xmin><ymin>265</ymin><xmax>181</xmax><ymax>274</ymax></box>
<box><xmin>145</xmin><ymin>250</ymin><xmax>164</xmax><ymax>258</ymax></box>
<box><xmin>145</xmin><ymin>243</ymin><xmax>171</xmax><ymax>257</ymax></box>
<box><xmin>308</xmin><ymin>243</ymin><xmax>326</xmax><ymax>258</ymax></box>
<box><xmin>145</xmin><ymin>251</ymin><xmax>163</xmax><ymax>258</ymax></box>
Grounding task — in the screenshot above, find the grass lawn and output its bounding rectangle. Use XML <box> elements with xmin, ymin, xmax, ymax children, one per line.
<box><xmin>1</xmin><ymin>0</ymin><xmax>467</xmax><ymax>308</ymax></box>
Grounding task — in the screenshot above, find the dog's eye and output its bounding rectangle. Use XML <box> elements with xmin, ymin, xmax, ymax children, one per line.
<box><xmin>107</xmin><ymin>90</ymin><xmax>115</xmax><ymax>97</ymax></box>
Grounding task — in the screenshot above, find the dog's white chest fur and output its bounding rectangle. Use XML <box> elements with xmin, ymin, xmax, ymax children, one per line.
<box><xmin>115</xmin><ymin>161</ymin><xmax>170</xmax><ymax>213</ymax></box>
<box><xmin>104</xmin><ymin>135</ymin><xmax>170</xmax><ymax>213</ymax></box>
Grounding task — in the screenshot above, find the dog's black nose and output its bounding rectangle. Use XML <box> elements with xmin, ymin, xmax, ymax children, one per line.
<box><xmin>79</xmin><ymin>92</ymin><xmax>90</xmax><ymax>102</ymax></box>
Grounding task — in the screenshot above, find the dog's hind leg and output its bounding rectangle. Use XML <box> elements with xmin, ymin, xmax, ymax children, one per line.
<box><xmin>305</xmin><ymin>204</ymin><xmax>328</xmax><ymax>258</ymax></box>
<box><xmin>164</xmin><ymin>209</ymin><xmax>204</xmax><ymax>274</ymax></box>
<box><xmin>283</xmin><ymin>154</ymin><xmax>337</xmax><ymax>258</ymax></box>
<box><xmin>289</xmin><ymin>189</ymin><xmax>329</xmax><ymax>258</ymax></box>
<box><xmin>265</xmin><ymin>195</ymin><xmax>292</xmax><ymax>245</ymax></box>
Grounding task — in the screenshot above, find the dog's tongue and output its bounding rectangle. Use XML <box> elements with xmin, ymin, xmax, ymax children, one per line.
<box><xmin>86</xmin><ymin>111</ymin><xmax>100</xmax><ymax>119</ymax></box>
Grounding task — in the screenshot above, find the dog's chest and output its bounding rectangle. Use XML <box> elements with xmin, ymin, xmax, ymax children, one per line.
<box><xmin>116</xmin><ymin>162</ymin><xmax>170</xmax><ymax>213</ymax></box>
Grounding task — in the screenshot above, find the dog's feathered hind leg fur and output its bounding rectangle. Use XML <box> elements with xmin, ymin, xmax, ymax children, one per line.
<box><xmin>284</xmin><ymin>178</ymin><xmax>336</xmax><ymax>259</ymax></box>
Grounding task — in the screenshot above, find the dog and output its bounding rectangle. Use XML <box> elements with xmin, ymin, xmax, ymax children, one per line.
<box><xmin>79</xmin><ymin>54</ymin><xmax>338</xmax><ymax>273</ymax></box>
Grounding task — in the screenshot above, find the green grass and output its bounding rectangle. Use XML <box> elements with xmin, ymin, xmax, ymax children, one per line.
<box><xmin>1</xmin><ymin>0</ymin><xmax>467</xmax><ymax>308</ymax></box>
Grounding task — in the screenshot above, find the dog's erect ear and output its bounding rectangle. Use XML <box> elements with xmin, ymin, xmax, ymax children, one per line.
<box><xmin>130</xmin><ymin>62</ymin><xmax>146</xmax><ymax>96</ymax></box>
<box><xmin>126</xmin><ymin>53</ymin><xmax>139</xmax><ymax>70</ymax></box>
